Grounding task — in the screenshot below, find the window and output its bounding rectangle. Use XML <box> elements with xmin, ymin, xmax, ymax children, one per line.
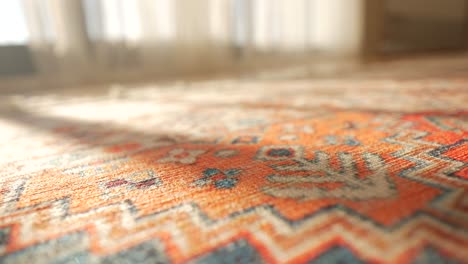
<box><xmin>0</xmin><ymin>2</ymin><xmax>34</xmax><ymax>76</ymax></box>
<box><xmin>0</xmin><ymin>1</ymin><xmax>29</xmax><ymax>45</ymax></box>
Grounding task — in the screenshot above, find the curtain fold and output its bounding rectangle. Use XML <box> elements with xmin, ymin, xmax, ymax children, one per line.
<box><xmin>22</xmin><ymin>0</ymin><xmax>90</xmax><ymax>78</ymax></box>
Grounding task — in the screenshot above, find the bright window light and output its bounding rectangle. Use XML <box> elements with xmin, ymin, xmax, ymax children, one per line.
<box><xmin>0</xmin><ymin>1</ymin><xmax>29</xmax><ymax>44</ymax></box>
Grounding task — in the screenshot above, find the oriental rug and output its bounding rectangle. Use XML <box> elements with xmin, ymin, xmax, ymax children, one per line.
<box><xmin>0</xmin><ymin>78</ymin><xmax>467</xmax><ymax>263</ymax></box>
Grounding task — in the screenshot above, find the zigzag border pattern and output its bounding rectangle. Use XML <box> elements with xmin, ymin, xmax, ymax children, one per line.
<box><xmin>1</xmin><ymin>196</ymin><xmax>467</xmax><ymax>263</ymax></box>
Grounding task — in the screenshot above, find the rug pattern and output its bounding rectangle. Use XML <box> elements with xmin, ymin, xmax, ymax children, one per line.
<box><xmin>0</xmin><ymin>80</ymin><xmax>467</xmax><ymax>263</ymax></box>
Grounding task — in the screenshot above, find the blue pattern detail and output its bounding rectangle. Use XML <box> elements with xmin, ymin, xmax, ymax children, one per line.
<box><xmin>193</xmin><ymin>168</ymin><xmax>242</xmax><ymax>189</ymax></box>
<box><xmin>192</xmin><ymin>239</ymin><xmax>263</xmax><ymax>264</ymax></box>
<box><xmin>0</xmin><ymin>227</ymin><xmax>10</xmax><ymax>247</ymax></box>
<box><xmin>268</xmin><ymin>148</ymin><xmax>292</xmax><ymax>157</ymax></box>
<box><xmin>412</xmin><ymin>247</ymin><xmax>459</xmax><ymax>264</ymax></box>
<box><xmin>46</xmin><ymin>239</ymin><xmax>168</xmax><ymax>264</ymax></box>
<box><xmin>51</xmin><ymin>252</ymin><xmax>89</xmax><ymax>264</ymax></box>
<box><xmin>325</xmin><ymin>136</ymin><xmax>338</xmax><ymax>145</ymax></box>
<box><xmin>232</xmin><ymin>136</ymin><xmax>259</xmax><ymax>144</ymax></box>
<box><xmin>325</xmin><ymin>135</ymin><xmax>361</xmax><ymax>146</ymax></box>
<box><xmin>345</xmin><ymin>136</ymin><xmax>361</xmax><ymax>146</ymax></box>
<box><xmin>101</xmin><ymin>240</ymin><xmax>168</xmax><ymax>264</ymax></box>
<box><xmin>308</xmin><ymin>246</ymin><xmax>364</xmax><ymax>264</ymax></box>
<box><xmin>204</xmin><ymin>168</ymin><xmax>221</xmax><ymax>177</ymax></box>
<box><xmin>215</xmin><ymin>178</ymin><xmax>238</xmax><ymax>189</ymax></box>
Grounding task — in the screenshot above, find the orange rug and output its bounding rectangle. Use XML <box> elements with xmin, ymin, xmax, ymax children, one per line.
<box><xmin>0</xmin><ymin>79</ymin><xmax>467</xmax><ymax>263</ymax></box>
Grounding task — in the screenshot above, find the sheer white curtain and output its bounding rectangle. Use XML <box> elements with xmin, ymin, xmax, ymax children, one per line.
<box><xmin>17</xmin><ymin>0</ymin><xmax>367</xmax><ymax>81</ymax></box>
<box><xmin>22</xmin><ymin>0</ymin><xmax>236</xmax><ymax>79</ymax></box>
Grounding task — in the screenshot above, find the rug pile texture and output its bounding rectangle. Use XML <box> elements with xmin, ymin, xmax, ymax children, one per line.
<box><xmin>0</xmin><ymin>78</ymin><xmax>467</xmax><ymax>263</ymax></box>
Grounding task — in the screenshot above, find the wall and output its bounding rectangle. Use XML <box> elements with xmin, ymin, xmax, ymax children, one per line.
<box><xmin>384</xmin><ymin>0</ymin><xmax>468</xmax><ymax>51</ymax></box>
<box><xmin>0</xmin><ymin>46</ymin><xmax>35</xmax><ymax>76</ymax></box>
